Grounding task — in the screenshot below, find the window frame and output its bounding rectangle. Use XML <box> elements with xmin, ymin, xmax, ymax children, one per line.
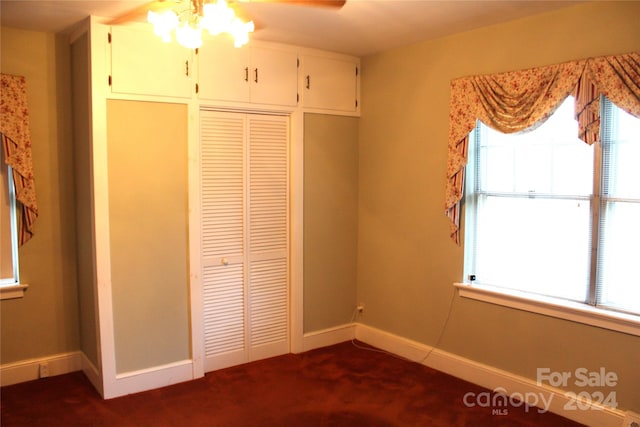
<box><xmin>0</xmin><ymin>154</ymin><xmax>27</xmax><ymax>300</ymax></box>
<box><xmin>458</xmin><ymin>96</ymin><xmax>640</xmax><ymax>336</ymax></box>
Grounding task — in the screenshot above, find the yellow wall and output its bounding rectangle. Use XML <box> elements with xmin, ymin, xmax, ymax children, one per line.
<box><xmin>304</xmin><ymin>114</ymin><xmax>359</xmax><ymax>332</ymax></box>
<box><xmin>359</xmin><ymin>1</ymin><xmax>640</xmax><ymax>411</ymax></box>
<box><xmin>2</xmin><ymin>0</ymin><xmax>639</xmax><ymax>412</ymax></box>
<box><xmin>107</xmin><ymin>100</ymin><xmax>190</xmax><ymax>373</ymax></box>
<box><xmin>71</xmin><ymin>32</ymin><xmax>100</xmax><ymax>370</ymax></box>
<box><xmin>0</xmin><ymin>27</ymin><xmax>79</xmax><ymax>362</ymax></box>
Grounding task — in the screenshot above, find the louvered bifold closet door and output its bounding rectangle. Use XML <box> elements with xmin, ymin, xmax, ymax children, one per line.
<box><xmin>247</xmin><ymin>116</ymin><xmax>289</xmax><ymax>361</ymax></box>
<box><xmin>201</xmin><ymin>111</ymin><xmax>247</xmax><ymax>371</ymax></box>
<box><xmin>200</xmin><ymin>111</ymin><xmax>290</xmax><ymax>372</ymax></box>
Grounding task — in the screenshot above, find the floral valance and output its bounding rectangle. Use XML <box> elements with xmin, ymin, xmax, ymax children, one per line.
<box><xmin>446</xmin><ymin>52</ymin><xmax>640</xmax><ymax>244</ymax></box>
<box><xmin>1</xmin><ymin>74</ymin><xmax>38</xmax><ymax>245</ymax></box>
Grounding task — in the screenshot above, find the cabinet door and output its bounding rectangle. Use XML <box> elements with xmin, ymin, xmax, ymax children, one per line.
<box><xmin>198</xmin><ymin>43</ymin><xmax>297</xmax><ymax>106</ymax></box>
<box><xmin>110</xmin><ymin>25</ymin><xmax>194</xmax><ymax>98</ymax></box>
<box><xmin>302</xmin><ymin>55</ymin><xmax>358</xmax><ymax>112</ymax></box>
<box><xmin>250</xmin><ymin>47</ymin><xmax>298</xmax><ymax>106</ymax></box>
<box><xmin>198</xmin><ymin>38</ymin><xmax>251</xmax><ymax>103</ymax></box>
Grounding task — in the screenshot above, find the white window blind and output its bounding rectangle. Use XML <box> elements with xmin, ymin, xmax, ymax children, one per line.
<box><xmin>596</xmin><ymin>99</ymin><xmax>640</xmax><ymax>315</ymax></box>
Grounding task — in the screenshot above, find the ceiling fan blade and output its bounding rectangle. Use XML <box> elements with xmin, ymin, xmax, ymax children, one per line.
<box><xmin>239</xmin><ymin>0</ymin><xmax>345</xmax><ymax>8</ymax></box>
<box><xmin>107</xmin><ymin>0</ymin><xmax>182</xmax><ymax>25</ymax></box>
<box><xmin>106</xmin><ymin>0</ymin><xmax>343</xmax><ymax>34</ymax></box>
<box><xmin>283</xmin><ymin>0</ymin><xmax>345</xmax><ymax>7</ymax></box>
<box><xmin>228</xmin><ymin>2</ymin><xmax>266</xmax><ymax>30</ymax></box>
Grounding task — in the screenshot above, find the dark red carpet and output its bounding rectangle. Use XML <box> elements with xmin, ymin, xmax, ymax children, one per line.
<box><xmin>1</xmin><ymin>341</ymin><xmax>583</xmax><ymax>426</ymax></box>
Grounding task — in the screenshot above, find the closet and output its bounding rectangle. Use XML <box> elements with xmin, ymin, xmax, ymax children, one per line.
<box><xmin>70</xmin><ymin>18</ymin><xmax>358</xmax><ymax>399</ymax></box>
<box><xmin>200</xmin><ymin>111</ymin><xmax>290</xmax><ymax>371</ymax></box>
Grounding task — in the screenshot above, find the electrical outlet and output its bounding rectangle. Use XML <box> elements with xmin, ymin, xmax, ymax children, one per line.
<box><xmin>624</xmin><ymin>411</ymin><xmax>640</xmax><ymax>427</ymax></box>
<box><xmin>39</xmin><ymin>362</ymin><xmax>49</xmax><ymax>378</ymax></box>
<box><xmin>356</xmin><ymin>303</ymin><xmax>365</xmax><ymax>313</ymax></box>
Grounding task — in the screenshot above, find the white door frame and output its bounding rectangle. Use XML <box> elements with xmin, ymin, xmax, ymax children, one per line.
<box><xmin>188</xmin><ymin>106</ymin><xmax>304</xmax><ymax>379</ymax></box>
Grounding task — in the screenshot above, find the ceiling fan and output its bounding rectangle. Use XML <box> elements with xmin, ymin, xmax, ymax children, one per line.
<box><xmin>108</xmin><ymin>0</ymin><xmax>346</xmax><ymax>49</ymax></box>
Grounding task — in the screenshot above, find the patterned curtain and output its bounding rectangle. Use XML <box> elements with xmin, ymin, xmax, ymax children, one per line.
<box><xmin>1</xmin><ymin>74</ymin><xmax>38</xmax><ymax>245</ymax></box>
<box><xmin>446</xmin><ymin>52</ymin><xmax>640</xmax><ymax>244</ymax></box>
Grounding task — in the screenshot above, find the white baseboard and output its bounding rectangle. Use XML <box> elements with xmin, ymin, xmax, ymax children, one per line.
<box><xmin>81</xmin><ymin>353</ymin><xmax>103</xmax><ymax>396</ymax></box>
<box><xmin>1</xmin><ymin>351</ymin><xmax>194</xmax><ymax>401</ymax></box>
<box><xmin>0</xmin><ymin>323</ymin><xmax>628</xmax><ymax>427</ymax></box>
<box><xmin>301</xmin><ymin>323</ymin><xmax>356</xmax><ymax>352</ymax></box>
<box><xmin>355</xmin><ymin>323</ymin><xmax>625</xmax><ymax>427</ymax></box>
<box><xmin>103</xmin><ymin>359</ymin><xmax>194</xmax><ymax>399</ymax></box>
<box><xmin>1</xmin><ymin>351</ymin><xmax>82</xmax><ymax>386</ymax></box>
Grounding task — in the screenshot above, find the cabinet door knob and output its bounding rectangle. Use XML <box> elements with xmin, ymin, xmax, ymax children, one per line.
<box><xmin>221</xmin><ymin>258</ymin><xmax>229</xmax><ymax>266</ymax></box>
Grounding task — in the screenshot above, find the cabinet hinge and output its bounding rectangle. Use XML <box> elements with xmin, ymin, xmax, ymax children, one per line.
<box><xmin>108</xmin><ymin>33</ymin><xmax>112</xmax><ymax>44</ymax></box>
<box><xmin>108</xmin><ymin>75</ymin><xmax>112</xmax><ymax>86</ymax></box>
<box><xmin>195</xmin><ymin>83</ymin><xmax>199</xmax><ymax>94</ymax></box>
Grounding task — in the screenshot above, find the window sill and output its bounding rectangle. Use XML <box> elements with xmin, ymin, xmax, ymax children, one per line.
<box><xmin>0</xmin><ymin>284</ymin><xmax>29</xmax><ymax>300</ymax></box>
<box><xmin>454</xmin><ymin>282</ymin><xmax>640</xmax><ymax>337</ymax></box>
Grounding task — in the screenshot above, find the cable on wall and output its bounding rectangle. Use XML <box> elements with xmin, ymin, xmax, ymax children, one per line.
<box><xmin>350</xmin><ymin>287</ymin><xmax>458</xmax><ymax>366</ymax></box>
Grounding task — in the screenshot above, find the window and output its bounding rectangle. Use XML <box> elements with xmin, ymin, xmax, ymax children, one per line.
<box><xmin>597</xmin><ymin>99</ymin><xmax>640</xmax><ymax>315</ymax></box>
<box><xmin>1</xmin><ymin>147</ymin><xmax>22</xmax><ymax>297</ymax></box>
<box><xmin>0</xmin><ymin>73</ymin><xmax>36</xmax><ymax>299</ymax></box>
<box><xmin>462</xmin><ymin>96</ymin><xmax>640</xmax><ymax>331</ymax></box>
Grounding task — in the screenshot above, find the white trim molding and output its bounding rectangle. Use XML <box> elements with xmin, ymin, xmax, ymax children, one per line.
<box><xmin>0</xmin><ymin>350</ymin><xmax>194</xmax><ymax>399</ymax></box>
<box><xmin>105</xmin><ymin>359</ymin><xmax>194</xmax><ymax>399</ymax></box>
<box><xmin>81</xmin><ymin>353</ymin><xmax>103</xmax><ymax>396</ymax></box>
<box><xmin>355</xmin><ymin>323</ymin><xmax>625</xmax><ymax>427</ymax></box>
<box><xmin>454</xmin><ymin>282</ymin><xmax>640</xmax><ymax>337</ymax></box>
<box><xmin>289</xmin><ymin>109</ymin><xmax>305</xmax><ymax>355</ymax></box>
<box><xmin>0</xmin><ymin>283</ymin><xmax>29</xmax><ymax>300</ymax></box>
<box><xmin>301</xmin><ymin>323</ymin><xmax>356</xmax><ymax>353</ymax></box>
<box><xmin>0</xmin><ymin>323</ymin><xmax>629</xmax><ymax>427</ymax></box>
<box><xmin>0</xmin><ymin>351</ymin><xmax>82</xmax><ymax>386</ymax></box>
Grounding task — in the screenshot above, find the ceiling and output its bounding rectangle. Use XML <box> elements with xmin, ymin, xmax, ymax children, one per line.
<box><xmin>1</xmin><ymin>0</ymin><xmax>582</xmax><ymax>56</ymax></box>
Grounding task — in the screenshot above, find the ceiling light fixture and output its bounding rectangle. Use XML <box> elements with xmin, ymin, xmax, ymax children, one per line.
<box><xmin>147</xmin><ymin>0</ymin><xmax>255</xmax><ymax>49</ymax></box>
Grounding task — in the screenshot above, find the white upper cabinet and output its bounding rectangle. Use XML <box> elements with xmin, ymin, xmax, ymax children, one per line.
<box><xmin>106</xmin><ymin>23</ymin><xmax>359</xmax><ymax>114</ymax></box>
<box><xmin>198</xmin><ymin>38</ymin><xmax>251</xmax><ymax>102</ymax></box>
<box><xmin>109</xmin><ymin>25</ymin><xmax>195</xmax><ymax>98</ymax></box>
<box><xmin>198</xmin><ymin>39</ymin><xmax>298</xmax><ymax>107</ymax></box>
<box><xmin>301</xmin><ymin>55</ymin><xmax>359</xmax><ymax>112</ymax></box>
<box><xmin>249</xmin><ymin>46</ymin><xmax>298</xmax><ymax>106</ymax></box>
